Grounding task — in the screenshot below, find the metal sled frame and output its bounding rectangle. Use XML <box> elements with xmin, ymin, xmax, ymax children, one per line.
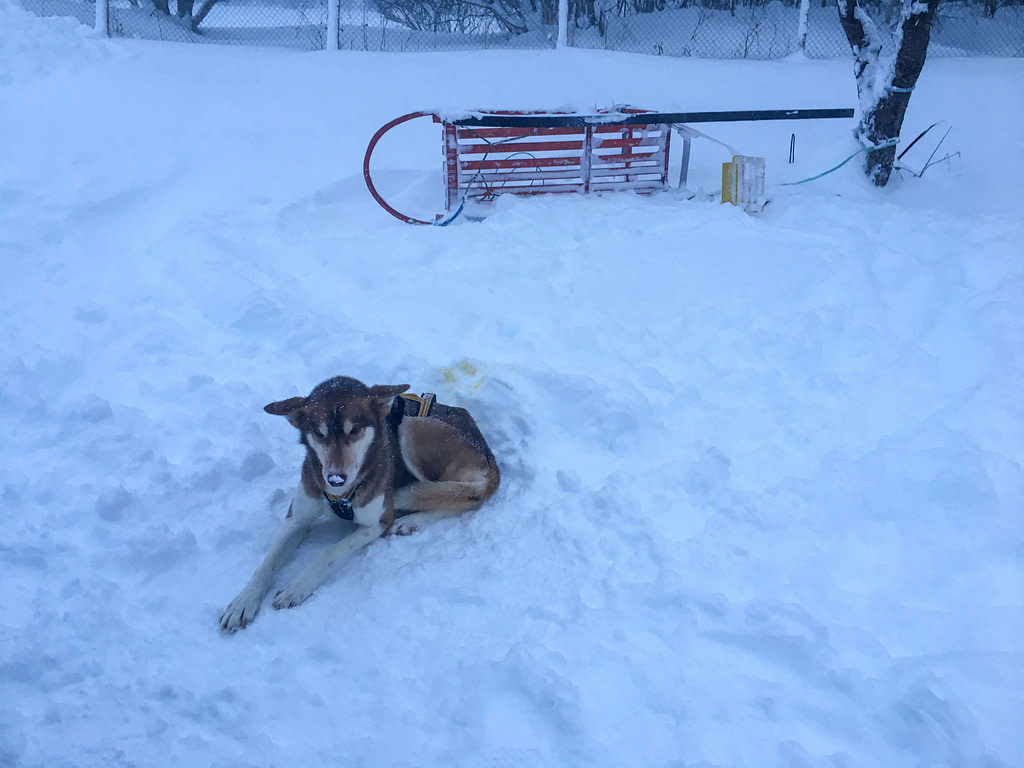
<box><xmin>363</xmin><ymin>107</ymin><xmax>854</xmax><ymax>225</ymax></box>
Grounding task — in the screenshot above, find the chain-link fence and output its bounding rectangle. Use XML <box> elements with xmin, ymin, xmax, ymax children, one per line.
<box><xmin>19</xmin><ymin>0</ymin><xmax>1024</xmax><ymax>55</ymax></box>
<box><xmin>567</xmin><ymin>1</ymin><xmax>847</xmax><ymax>58</ymax></box>
<box><xmin>337</xmin><ymin>0</ymin><xmax>557</xmax><ymax>51</ymax></box>
<box><xmin>21</xmin><ymin>0</ymin><xmax>95</xmax><ymax>24</ymax></box>
<box><xmin>566</xmin><ymin>0</ymin><xmax>1023</xmax><ymax>58</ymax></box>
<box><xmin>101</xmin><ymin>0</ymin><xmax>327</xmax><ymax>49</ymax></box>
<box><xmin>931</xmin><ymin>0</ymin><xmax>1024</xmax><ymax>55</ymax></box>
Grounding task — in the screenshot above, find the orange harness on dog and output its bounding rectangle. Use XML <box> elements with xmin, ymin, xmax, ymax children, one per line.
<box><xmin>396</xmin><ymin>391</ymin><xmax>436</xmax><ymax>418</ymax></box>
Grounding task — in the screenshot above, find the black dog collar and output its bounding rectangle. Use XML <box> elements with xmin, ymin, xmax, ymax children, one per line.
<box><xmin>323</xmin><ymin>491</ymin><xmax>354</xmax><ymax>520</ymax></box>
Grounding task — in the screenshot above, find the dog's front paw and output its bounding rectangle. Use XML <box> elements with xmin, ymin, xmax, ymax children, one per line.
<box><xmin>273</xmin><ymin>580</ymin><xmax>316</xmax><ymax>610</ymax></box>
<box><xmin>391</xmin><ymin>519</ymin><xmax>420</xmax><ymax>536</ymax></box>
<box><xmin>220</xmin><ymin>589</ymin><xmax>263</xmax><ymax>633</ymax></box>
<box><xmin>389</xmin><ymin>512</ymin><xmax>428</xmax><ymax>536</ymax></box>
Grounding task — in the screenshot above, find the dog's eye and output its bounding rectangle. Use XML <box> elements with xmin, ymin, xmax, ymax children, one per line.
<box><xmin>349</xmin><ymin>424</ymin><xmax>362</xmax><ymax>436</ymax></box>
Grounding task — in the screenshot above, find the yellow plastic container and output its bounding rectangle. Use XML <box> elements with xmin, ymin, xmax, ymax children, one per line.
<box><xmin>722</xmin><ymin>155</ymin><xmax>766</xmax><ymax>213</ymax></box>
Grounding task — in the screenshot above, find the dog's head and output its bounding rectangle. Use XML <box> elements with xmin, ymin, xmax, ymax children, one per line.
<box><xmin>265</xmin><ymin>377</ymin><xmax>409</xmax><ymax>492</ymax></box>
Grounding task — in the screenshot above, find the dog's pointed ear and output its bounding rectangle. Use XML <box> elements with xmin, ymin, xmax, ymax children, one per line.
<box><xmin>368</xmin><ymin>384</ymin><xmax>410</xmax><ymax>418</ymax></box>
<box><xmin>264</xmin><ymin>396</ymin><xmax>307</xmax><ymax>427</ymax></box>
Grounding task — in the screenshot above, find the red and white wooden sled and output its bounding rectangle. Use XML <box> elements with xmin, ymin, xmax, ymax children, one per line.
<box><xmin>363</xmin><ymin>107</ymin><xmax>854</xmax><ymax>225</ymax></box>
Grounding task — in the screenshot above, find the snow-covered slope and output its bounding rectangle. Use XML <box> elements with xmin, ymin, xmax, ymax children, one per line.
<box><xmin>1</xmin><ymin>3</ymin><xmax>1022</xmax><ymax>765</ymax></box>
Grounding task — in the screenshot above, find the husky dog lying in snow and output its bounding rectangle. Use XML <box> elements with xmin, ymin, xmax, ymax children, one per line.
<box><xmin>220</xmin><ymin>376</ymin><xmax>500</xmax><ymax>632</ymax></box>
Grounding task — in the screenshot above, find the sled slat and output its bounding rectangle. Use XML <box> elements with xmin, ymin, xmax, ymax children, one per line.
<box><xmin>465</xmin><ymin>185</ymin><xmax>586</xmax><ymax>196</ymax></box>
<box><xmin>457</xmin><ymin>126</ymin><xmax>586</xmax><ymax>140</ymax></box>
<box><xmin>461</xmin><ymin>157</ymin><xmax>583</xmax><ymax>173</ymax></box>
<box><xmin>457</xmin><ymin>139</ymin><xmax>586</xmax><ymax>156</ymax></box>
<box><xmin>461</xmin><ymin>169</ymin><xmax>588</xmax><ymax>185</ymax></box>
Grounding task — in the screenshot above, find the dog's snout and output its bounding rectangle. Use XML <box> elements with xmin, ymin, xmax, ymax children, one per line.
<box><xmin>327</xmin><ymin>473</ymin><xmax>347</xmax><ymax>488</ymax></box>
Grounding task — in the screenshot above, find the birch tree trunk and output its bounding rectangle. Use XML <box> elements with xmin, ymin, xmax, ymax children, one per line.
<box><xmin>795</xmin><ymin>0</ymin><xmax>809</xmax><ymax>55</ymax></box>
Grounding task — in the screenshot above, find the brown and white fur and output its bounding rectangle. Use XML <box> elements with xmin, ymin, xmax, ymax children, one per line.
<box><xmin>220</xmin><ymin>376</ymin><xmax>500</xmax><ymax>632</ymax></box>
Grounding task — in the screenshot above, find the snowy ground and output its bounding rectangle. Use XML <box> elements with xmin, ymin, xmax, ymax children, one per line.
<box><xmin>2</xmin><ymin>2</ymin><xmax>1023</xmax><ymax>766</ymax></box>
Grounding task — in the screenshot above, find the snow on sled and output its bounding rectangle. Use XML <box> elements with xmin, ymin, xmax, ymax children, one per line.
<box><xmin>363</xmin><ymin>107</ymin><xmax>854</xmax><ymax>225</ymax></box>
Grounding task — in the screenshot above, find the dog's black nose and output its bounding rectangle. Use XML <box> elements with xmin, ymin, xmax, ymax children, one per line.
<box><xmin>327</xmin><ymin>473</ymin><xmax>347</xmax><ymax>488</ymax></box>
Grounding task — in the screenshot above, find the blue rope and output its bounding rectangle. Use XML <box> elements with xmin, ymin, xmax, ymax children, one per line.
<box><xmin>434</xmin><ymin>197</ymin><xmax>466</xmax><ymax>226</ymax></box>
<box><xmin>432</xmin><ymin>129</ymin><xmax>526</xmax><ymax>226</ymax></box>
<box><xmin>780</xmin><ymin>138</ymin><xmax>899</xmax><ymax>186</ymax></box>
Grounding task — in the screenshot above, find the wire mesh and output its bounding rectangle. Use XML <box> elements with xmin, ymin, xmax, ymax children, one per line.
<box><xmin>106</xmin><ymin>0</ymin><xmax>328</xmax><ymax>49</ymax></box>
<box><xmin>931</xmin><ymin>1</ymin><xmax>1024</xmax><ymax>56</ymax></box>
<box><xmin>19</xmin><ymin>0</ymin><xmax>95</xmax><ymax>26</ymax></box>
<box><xmin>18</xmin><ymin>0</ymin><xmax>1024</xmax><ymax>56</ymax></box>
<box><xmin>565</xmin><ymin>0</ymin><xmax>1024</xmax><ymax>59</ymax></box>
<box><xmin>337</xmin><ymin>0</ymin><xmax>559</xmax><ymax>50</ymax></box>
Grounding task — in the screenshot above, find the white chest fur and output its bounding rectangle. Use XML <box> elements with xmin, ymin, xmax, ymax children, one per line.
<box><xmin>351</xmin><ymin>493</ymin><xmax>387</xmax><ymax>528</ymax></box>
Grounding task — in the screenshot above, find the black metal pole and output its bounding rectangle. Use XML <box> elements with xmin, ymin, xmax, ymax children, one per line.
<box><xmin>452</xmin><ymin>108</ymin><xmax>854</xmax><ymax>128</ymax></box>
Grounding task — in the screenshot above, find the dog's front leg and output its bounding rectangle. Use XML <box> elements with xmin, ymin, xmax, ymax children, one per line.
<box><xmin>271</xmin><ymin>523</ymin><xmax>384</xmax><ymax>609</ymax></box>
<box><xmin>220</xmin><ymin>487</ymin><xmax>323</xmax><ymax>632</ymax></box>
<box><xmin>272</xmin><ymin>496</ymin><xmax>388</xmax><ymax>610</ymax></box>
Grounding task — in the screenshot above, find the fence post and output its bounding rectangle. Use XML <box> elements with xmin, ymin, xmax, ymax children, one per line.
<box><xmin>326</xmin><ymin>0</ymin><xmax>340</xmax><ymax>50</ymax></box>
<box><xmin>557</xmin><ymin>0</ymin><xmax>567</xmax><ymax>48</ymax></box>
<box><xmin>95</xmin><ymin>0</ymin><xmax>109</xmax><ymax>36</ymax></box>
